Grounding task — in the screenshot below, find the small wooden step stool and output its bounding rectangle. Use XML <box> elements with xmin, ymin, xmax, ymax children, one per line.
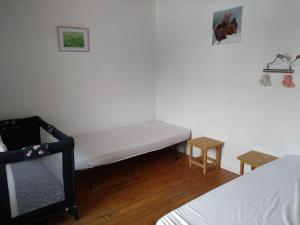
<box><xmin>188</xmin><ymin>137</ymin><xmax>224</xmax><ymax>175</ymax></box>
<box><xmin>237</xmin><ymin>150</ymin><xmax>278</xmax><ymax>175</ymax></box>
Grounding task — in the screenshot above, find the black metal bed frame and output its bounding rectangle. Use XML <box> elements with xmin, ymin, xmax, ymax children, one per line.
<box><xmin>78</xmin><ymin>138</ymin><xmax>190</xmax><ymax>190</ymax></box>
<box><xmin>0</xmin><ymin>116</ymin><xmax>78</xmax><ymax>225</ymax></box>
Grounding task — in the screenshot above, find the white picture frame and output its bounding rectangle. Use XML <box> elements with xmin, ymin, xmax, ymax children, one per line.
<box><xmin>58</xmin><ymin>26</ymin><xmax>89</xmax><ymax>52</ymax></box>
<box><xmin>212</xmin><ymin>6</ymin><xmax>243</xmax><ymax>46</ymax></box>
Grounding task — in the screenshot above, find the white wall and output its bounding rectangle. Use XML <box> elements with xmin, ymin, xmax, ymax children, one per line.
<box><xmin>156</xmin><ymin>0</ymin><xmax>300</xmax><ymax>173</ymax></box>
<box><xmin>2</xmin><ymin>0</ymin><xmax>300</xmax><ymax>174</ymax></box>
<box><xmin>0</xmin><ymin>0</ymin><xmax>156</xmax><ymax>135</ymax></box>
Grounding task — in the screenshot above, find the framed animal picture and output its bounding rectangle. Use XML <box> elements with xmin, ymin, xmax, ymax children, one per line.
<box><xmin>212</xmin><ymin>6</ymin><xmax>243</xmax><ymax>46</ymax></box>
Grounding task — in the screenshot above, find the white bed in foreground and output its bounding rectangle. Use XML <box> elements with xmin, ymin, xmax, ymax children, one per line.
<box><xmin>157</xmin><ymin>155</ymin><xmax>300</xmax><ymax>225</ymax></box>
<box><xmin>74</xmin><ymin>121</ymin><xmax>191</xmax><ymax>170</ymax></box>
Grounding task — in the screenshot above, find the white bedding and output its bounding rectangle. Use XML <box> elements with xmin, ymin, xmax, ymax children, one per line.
<box><xmin>74</xmin><ymin>121</ymin><xmax>191</xmax><ymax>170</ymax></box>
<box><xmin>157</xmin><ymin>155</ymin><xmax>300</xmax><ymax>225</ymax></box>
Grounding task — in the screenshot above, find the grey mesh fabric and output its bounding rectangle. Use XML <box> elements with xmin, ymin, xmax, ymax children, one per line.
<box><xmin>7</xmin><ymin>156</ymin><xmax>65</xmax><ymax>217</ymax></box>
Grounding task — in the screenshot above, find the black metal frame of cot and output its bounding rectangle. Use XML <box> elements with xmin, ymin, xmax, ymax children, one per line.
<box><xmin>0</xmin><ymin>116</ymin><xmax>78</xmax><ymax>225</ymax></box>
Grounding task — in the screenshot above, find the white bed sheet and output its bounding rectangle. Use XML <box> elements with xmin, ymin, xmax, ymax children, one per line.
<box><xmin>74</xmin><ymin>121</ymin><xmax>191</xmax><ymax>170</ymax></box>
<box><xmin>157</xmin><ymin>155</ymin><xmax>300</xmax><ymax>225</ymax></box>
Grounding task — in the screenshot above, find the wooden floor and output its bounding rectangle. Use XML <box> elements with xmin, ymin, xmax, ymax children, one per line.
<box><xmin>47</xmin><ymin>149</ymin><xmax>238</xmax><ymax>225</ymax></box>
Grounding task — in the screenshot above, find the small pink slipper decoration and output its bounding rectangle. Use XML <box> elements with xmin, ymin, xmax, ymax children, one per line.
<box><xmin>282</xmin><ymin>74</ymin><xmax>295</xmax><ymax>88</ymax></box>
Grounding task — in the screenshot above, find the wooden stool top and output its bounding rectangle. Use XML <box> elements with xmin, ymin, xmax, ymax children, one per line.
<box><xmin>188</xmin><ymin>137</ymin><xmax>224</xmax><ymax>149</ymax></box>
<box><xmin>237</xmin><ymin>151</ymin><xmax>278</xmax><ymax>168</ymax></box>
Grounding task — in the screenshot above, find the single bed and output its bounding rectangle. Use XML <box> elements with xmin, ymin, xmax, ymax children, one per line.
<box><xmin>74</xmin><ymin>121</ymin><xmax>191</xmax><ymax>171</ymax></box>
<box><xmin>157</xmin><ymin>155</ymin><xmax>300</xmax><ymax>225</ymax></box>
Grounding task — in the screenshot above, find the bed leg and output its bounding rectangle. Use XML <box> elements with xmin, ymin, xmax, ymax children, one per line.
<box><xmin>73</xmin><ymin>206</ymin><xmax>79</xmax><ymax>220</ymax></box>
<box><xmin>172</xmin><ymin>145</ymin><xmax>179</xmax><ymax>160</ymax></box>
<box><xmin>88</xmin><ymin>169</ymin><xmax>94</xmax><ymax>191</ymax></box>
<box><xmin>183</xmin><ymin>141</ymin><xmax>187</xmax><ymax>154</ymax></box>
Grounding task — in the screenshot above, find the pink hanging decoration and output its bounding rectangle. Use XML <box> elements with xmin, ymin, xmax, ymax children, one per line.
<box><xmin>282</xmin><ymin>74</ymin><xmax>295</xmax><ymax>88</ymax></box>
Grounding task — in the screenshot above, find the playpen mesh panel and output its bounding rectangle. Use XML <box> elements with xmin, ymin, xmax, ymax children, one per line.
<box><xmin>6</xmin><ymin>153</ymin><xmax>65</xmax><ymax>218</ymax></box>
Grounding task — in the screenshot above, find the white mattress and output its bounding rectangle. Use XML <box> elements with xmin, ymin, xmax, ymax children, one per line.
<box><xmin>157</xmin><ymin>155</ymin><xmax>300</xmax><ymax>225</ymax></box>
<box><xmin>74</xmin><ymin>121</ymin><xmax>191</xmax><ymax>170</ymax></box>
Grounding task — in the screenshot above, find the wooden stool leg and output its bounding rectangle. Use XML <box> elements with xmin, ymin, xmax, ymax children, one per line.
<box><xmin>251</xmin><ymin>166</ymin><xmax>255</xmax><ymax>171</ymax></box>
<box><xmin>203</xmin><ymin>148</ymin><xmax>208</xmax><ymax>175</ymax></box>
<box><xmin>216</xmin><ymin>146</ymin><xmax>222</xmax><ymax>169</ymax></box>
<box><xmin>189</xmin><ymin>145</ymin><xmax>193</xmax><ymax>168</ymax></box>
<box><xmin>240</xmin><ymin>161</ymin><xmax>244</xmax><ymax>175</ymax></box>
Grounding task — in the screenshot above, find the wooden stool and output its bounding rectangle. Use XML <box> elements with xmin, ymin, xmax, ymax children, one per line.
<box><xmin>188</xmin><ymin>137</ymin><xmax>224</xmax><ymax>175</ymax></box>
<box><xmin>237</xmin><ymin>151</ymin><xmax>278</xmax><ymax>175</ymax></box>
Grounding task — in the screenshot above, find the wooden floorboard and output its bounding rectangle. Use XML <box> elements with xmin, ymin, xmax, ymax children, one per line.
<box><xmin>46</xmin><ymin>149</ymin><xmax>238</xmax><ymax>225</ymax></box>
